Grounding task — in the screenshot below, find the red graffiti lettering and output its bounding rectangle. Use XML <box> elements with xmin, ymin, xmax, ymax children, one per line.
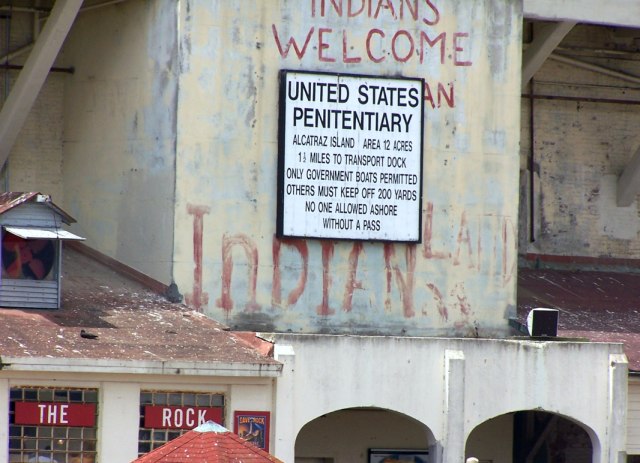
<box><xmin>185</xmin><ymin>204</ymin><xmax>210</xmax><ymax>311</ymax></box>
<box><xmin>316</xmin><ymin>241</ymin><xmax>336</xmax><ymax>316</ymax></box>
<box><xmin>318</xmin><ymin>27</ymin><xmax>335</xmax><ymax>62</ymax></box>
<box><xmin>421</xmin><ymin>0</ymin><xmax>440</xmax><ymax>25</ymax></box>
<box><xmin>272</xmin><ymin>25</ymin><xmax>315</xmax><ymax>59</ymax></box>
<box><xmin>186</xmin><ymin>205</ymin><xmax>517</xmax><ymax>326</ymax></box>
<box><xmin>374</xmin><ymin>0</ymin><xmax>396</xmax><ymax>18</ymax></box>
<box><xmin>391</xmin><ymin>30</ymin><xmax>414</xmax><ymax>62</ymax></box>
<box><xmin>384</xmin><ymin>243</ymin><xmax>416</xmax><ymax>318</ymax></box>
<box><xmin>453</xmin><ymin>32</ymin><xmax>472</xmax><ymax>66</ymax></box>
<box><xmin>272</xmin><ymin>237</ymin><xmax>309</xmax><ymax>308</ymax></box>
<box><xmin>272</xmin><ymin>24</ymin><xmax>469</xmax><ymax>69</ymax></box>
<box><xmin>426</xmin><ymin>282</ymin><xmax>448</xmax><ymax>321</ymax></box>
<box><xmin>343</xmin><ymin>30</ymin><xmax>362</xmax><ymax>63</ymax></box>
<box><xmin>424</xmin><ymin>81</ymin><xmax>454</xmax><ymax>109</ymax></box>
<box><xmin>217</xmin><ymin>234</ymin><xmax>260</xmax><ymax>314</ymax></box>
<box><xmin>311</xmin><ymin>0</ymin><xmax>440</xmax><ymax>25</ymax></box>
<box><xmin>342</xmin><ymin>242</ymin><xmax>364</xmax><ymax>312</ymax></box>
<box><xmin>502</xmin><ymin>217</ymin><xmax>516</xmax><ymax>285</ymax></box>
<box><xmin>366</xmin><ymin>29</ymin><xmax>385</xmax><ymax>63</ymax></box>
<box><xmin>423</xmin><ymin>202</ymin><xmax>448</xmax><ymax>259</ymax></box>
<box><xmin>453</xmin><ymin>211</ymin><xmax>474</xmax><ymax>268</ymax></box>
<box><xmin>419</xmin><ymin>31</ymin><xmax>445</xmax><ymax>64</ymax></box>
<box><xmin>453</xmin><ymin>282</ymin><xmax>471</xmax><ymax>317</ymax></box>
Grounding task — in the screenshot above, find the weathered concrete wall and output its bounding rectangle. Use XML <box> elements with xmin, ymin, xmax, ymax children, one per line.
<box><xmin>519</xmin><ymin>22</ymin><xmax>640</xmax><ymax>262</ymax></box>
<box><xmin>6</xmin><ymin>73</ymin><xmax>65</xmax><ymax>201</ymax></box>
<box><xmin>61</xmin><ymin>0</ymin><xmax>177</xmax><ymax>283</ymax></box>
<box><xmin>272</xmin><ymin>334</ymin><xmax>627</xmax><ymax>462</ymax></box>
<box><xmin>174</xmin><ymin>0</ymin><xmax>523</xmax><ymax>336</ymax></box>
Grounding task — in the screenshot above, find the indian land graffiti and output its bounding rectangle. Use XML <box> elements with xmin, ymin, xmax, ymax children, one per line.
<box><xmin>184</xmin><ymin>202</ymin><xmax>516</xmax><ymax>323</ymax></box>
<box><xmin>271</xmin><ymin>0</ymin><xmax>471</xmax><ymax>109</ymax></box>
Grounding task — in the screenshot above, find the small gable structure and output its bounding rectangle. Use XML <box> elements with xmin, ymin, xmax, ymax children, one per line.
<box><xmin>0</xmin><ymin>192</ymin><xmax>84</xmax><ymax>309</ymax></box>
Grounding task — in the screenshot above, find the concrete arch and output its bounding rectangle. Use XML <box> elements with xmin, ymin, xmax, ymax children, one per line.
<box><xmin>290</xmin><ymin>399</ymin><xmax>439</xmax><ymax>441</ymax></box>
<box><xmin>294</xmin><ymin>406</ymin><xmax>436</xmax><ymax>463</ymax></box>
<box><xmin>465</xmin><ymin>409</ymin><xmax>601</xmax><ymax>463</ymax></box>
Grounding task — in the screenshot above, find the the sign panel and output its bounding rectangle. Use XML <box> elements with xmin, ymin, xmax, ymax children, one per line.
<box><xmin>234</xmin><ymin>410</ymin><xmax>270</xmax><ymax>452</ymax></box>
<box><xmin>143</xmin><ymin>405</ymin><xmax>223</xmax><ymax>430</ymax></box>
<box><xmin>14</xmin><ymin>402</ymin><xmax>96</xmax><ymax>427</ymax></box>
<box><xmin>277</xmin><ymin>70</ymin><xmax>424</xmax><ymax>242</ymax></box>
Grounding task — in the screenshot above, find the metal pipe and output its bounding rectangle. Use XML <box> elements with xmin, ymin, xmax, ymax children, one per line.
<box><xmin>549</xmin><ymin>52</ymin><xmax>640</xmax><ymax>85</ymax></box>
<box><xmin>1</xmin><ymin>63</ymin><xmax>74</xmax><ymax>74</ymax></box>
<box><xmin>528</xmin><ymin>84</ymin><xmax>535</xmax><ymax>243</ymax></box>
<box><xmin>0</xmin><ymin>44</ymin><xmax>33</xmax><ymax>64</ymax></box>
<box><xmin>80</xmin><ymin>0</ymin><xmax>131</xmax><ymax>12</ymax></box>
<box><xmin>521</xmin><ymin>92</ymin><xmax>640</xmax><ymax>106</ymax></box>
<box><xmin>0</xmin><ymin>6</ymin><xmax>49</xmax><ymax>14</ymax></box>
<box><xmin>0</xmin><ymin>0</ymin><xmax>130</xmax><ymax>14</ymax></box>
<box><xmin>0</xmin><ymin>0</ymin><xmax>130</xmax><ymax>64</ymax></box>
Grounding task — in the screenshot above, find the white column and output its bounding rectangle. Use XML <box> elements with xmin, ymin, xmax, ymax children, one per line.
<box><xmin>608</xmin><ymin>353</ymin><xmax>628</xmax><ymax>463</ymax></box>
<box><xmin>272</xmin><ymin>344</ymin><xmax>296</xmax><ymax>463</ymax></box>
<box><xmin>442</xmin><ymin>350</ymin><xmax>465</xmax><ymax>463</ymax></box>
<box><xmin>0</xmin><ymin>379</ymin><xmax>8</xmax><ymax>463</ymax></box>
<box><xmin>98</xmin><ymin>382</ymin><xmax>141</xmax><ymax>462</ymax></box>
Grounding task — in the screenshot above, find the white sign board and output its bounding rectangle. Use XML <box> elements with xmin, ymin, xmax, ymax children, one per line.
<box><xmin>277</xmin><ymin>71</ymin><xmax>424</xmax><ymax>242</ymax></box>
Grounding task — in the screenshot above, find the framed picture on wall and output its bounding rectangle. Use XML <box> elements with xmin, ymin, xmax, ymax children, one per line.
<box><xmin>368</xmin><ymin>449</ymin><xmax>429</xmax><ymax>463</ymax></box>
<box><xmin>233</xmin><ymin>411</ymin><xmax>270</xmax><ymax>452</ymax></box>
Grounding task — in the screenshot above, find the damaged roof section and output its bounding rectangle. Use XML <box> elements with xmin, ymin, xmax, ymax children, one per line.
<box><xmin>0</xmin><ymin>245</ymin><xmax>281</xmax><ymax>376</ymax></box>
<box><xmin>518</xmin><ymin>267</ymin><xmax>640</xmax><ymax>371</ymax></box>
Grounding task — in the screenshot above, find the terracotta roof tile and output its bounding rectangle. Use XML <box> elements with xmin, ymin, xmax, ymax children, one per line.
<box><xmin>133</xmin><ymin>422</ymin><xmax>284</xmax><ymax>462</ymax></box>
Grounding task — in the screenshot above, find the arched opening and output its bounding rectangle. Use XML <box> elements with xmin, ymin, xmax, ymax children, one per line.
<box><xmin>466</xmin><ymin>410</ymin><xmax>596</xmax><ymax>463</ymax></box>
<box><xmin>295</xmin><ymin>407</ymin><xmax>435</xmax><ymax>463</ymax></box>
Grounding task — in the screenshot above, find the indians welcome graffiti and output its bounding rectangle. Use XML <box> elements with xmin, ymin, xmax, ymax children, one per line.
<box><xmin>184</xmin><ymin>201</ymin><xmax>516</xmax><ymax>326</ymax></box>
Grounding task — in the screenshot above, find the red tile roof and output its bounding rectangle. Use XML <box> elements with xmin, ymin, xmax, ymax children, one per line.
<box><xmin>133</xmin><ymin>422</ymin><xmax>284</xmax><ymax>463</ymax></box>
<box><xmin>0</xmin><ymin>245</ymin><xmax>281</xmax><ymax>370</ymax></box>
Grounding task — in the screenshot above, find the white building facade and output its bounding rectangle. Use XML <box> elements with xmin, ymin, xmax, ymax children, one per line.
<box><xmin>0</xmin><ymin>0</ymin><xmax>638</xmax><ymax>461</ymax></box>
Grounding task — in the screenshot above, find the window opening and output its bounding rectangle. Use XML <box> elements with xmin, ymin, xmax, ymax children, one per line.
<box><xmin>9</xmin><ymin>387</ymin><xmax>98</xmax><ymax>463</ymax></box>
<box><xmin>138</xmin><ymin>391</ymin><xmax>224</xmax><ymax>456</ymax></box>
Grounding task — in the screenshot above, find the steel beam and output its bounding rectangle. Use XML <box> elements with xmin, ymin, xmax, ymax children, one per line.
<box><xmin>0</xmin><ymin>0</ymin><xmax>83</xmax><ymax>168</ymax></box>
<box><xmin>522</xmin><ymin>21</ymin><xmax>576</xmax><ymax>90</ymax></box>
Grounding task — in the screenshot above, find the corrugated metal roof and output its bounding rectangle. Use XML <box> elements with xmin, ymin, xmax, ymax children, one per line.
<box><xmin>518</xmin><ymin>267</ymin><xmax>640</xmax><ymax>371</ymax></box>
<box><xmin>0</xmin><ymin>192</ymin><xmax>77</xmax><ymax>224</ymax></box>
